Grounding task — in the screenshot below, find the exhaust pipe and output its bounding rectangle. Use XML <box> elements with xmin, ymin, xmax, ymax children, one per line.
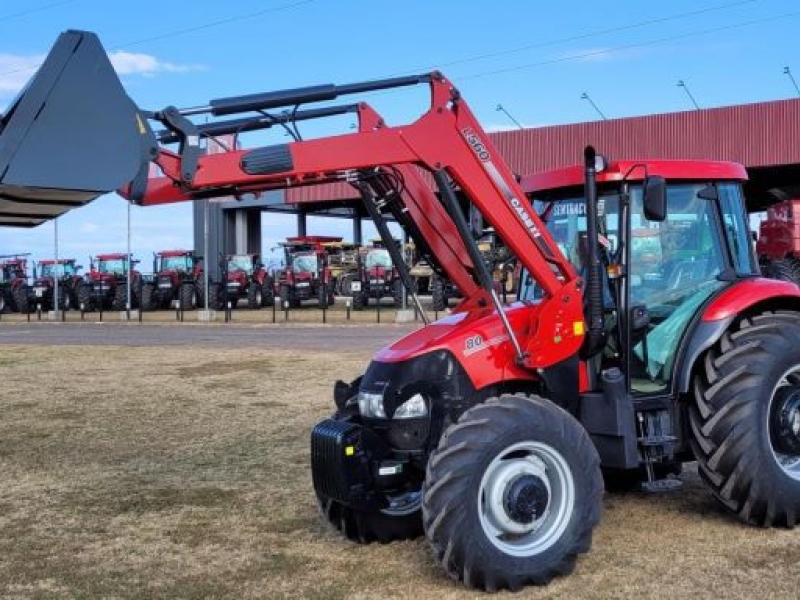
<box><xmin>0</xmin><ymin>30</ymin><xmax>156</xmax><ymax>227</ymax></box>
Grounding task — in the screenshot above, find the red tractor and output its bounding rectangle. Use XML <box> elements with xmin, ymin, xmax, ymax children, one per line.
<box><xmin>80</xmin><ymin>253</ymin><xmax>141</xmax><ymax>311</ymax></box>
<box><xmin>140</xmin><ymin>250</ymin><xmax>207</xmax><ymax>311</ymax></box>
<box><xmin>351</xmin><ymin>241</ymin><xmax>405</xmax><ymax>309</ymax></box>
<box><xmin>221</xmin><ymin>253</ymin><xmax>273</xmax><ymax>309</ymax></box>
<box><xmin>755</xmin><ymin>198</ymin><xmax>800</xmax><ymax>283</ymax></box>
<box><xmin>0</xmin><ymin>255</ymin><xmax>30</xmax><ymax>313</ymax></box>
<box><xmin>276</xmin><ymin>237</ymin><xmax>338</xmax><ymax>308</ymax></box>
<box><xmin>8</xmin><ymin>30</ymin><xmax>800</xmax><ymax>592</ymax></box>
<box><xmin>29</xmin><ymin>259</ymin><xmax>83</xmax><ymax>310</ymax></box>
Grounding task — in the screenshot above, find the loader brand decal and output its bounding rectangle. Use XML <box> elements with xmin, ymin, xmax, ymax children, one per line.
<box><xmin>511</xmin><ymin>197</ymin><xmax>542</xmax><ymax>238</ymax></box>
<box><xmin>462</xmin><ymin>127</ymin><xmax>491</xmax><ymax>162</ymax></box>
<box><xmin>463</xmin><ymin>334</ymin><xmax>509</xmax><ymax>357</ymax></box>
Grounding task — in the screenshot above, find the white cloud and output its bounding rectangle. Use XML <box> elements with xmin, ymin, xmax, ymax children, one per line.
<box><xmin>0</xmin><ymin>51</ymin><xmax>203</xmax><ymax>99</ymax></box>
<box><xmin>79</xmin><ymin>222</ymin><xmax>99</xmax><ymax>234</ymax></box>
<box><xmin>109</xmin><ymin>51</ymin><xmax>204</xmax><ymax>75</ymax></box>
<box><xmin>0</xmin><ymin>53</ymin><xmax>43</xmax><ymax>94</ymax></box>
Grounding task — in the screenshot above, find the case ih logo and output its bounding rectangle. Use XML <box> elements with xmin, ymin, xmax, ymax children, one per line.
<box><xmin>462</xmin><ymin>128</ymin><xmax>491</xmax><ymax>161</ymax></box>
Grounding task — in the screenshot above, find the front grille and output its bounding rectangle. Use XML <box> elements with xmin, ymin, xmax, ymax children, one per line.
<box><xmin>311</xmin><ymin>419</ymin><xmax>360</xmax><ymax>504</ymax></box>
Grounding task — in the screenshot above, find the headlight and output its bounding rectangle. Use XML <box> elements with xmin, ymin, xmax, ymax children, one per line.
<box><xmin>393</xmin><ymin>393</ymin><xmax>428</xmax><ymax>419</ymax></box>
<box><xmin>358</xmin><ymin>391</ymin><xmax>386</xmax><ymax>419</ymax></box>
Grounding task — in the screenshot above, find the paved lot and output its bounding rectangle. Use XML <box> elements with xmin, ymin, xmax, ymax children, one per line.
<box><xmin>0</xmin><ymin>322</ymin><xmax>417</xmax><ymax>351</ymax></box>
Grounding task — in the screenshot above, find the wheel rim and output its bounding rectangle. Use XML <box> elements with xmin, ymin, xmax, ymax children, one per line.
<box><xmin>478</xmin><ymin>441</ymin><xmax>574</xmax><ymax>557</ymax></box>
<box><xmin>769</xmin><ymin>365</ymin><xmax>800</xmax><ymax>480</ymax></box>
<box><xmin>381</xmin><ymin>489</ymin><xmax>422</xmax><ymax>517</ymax></box>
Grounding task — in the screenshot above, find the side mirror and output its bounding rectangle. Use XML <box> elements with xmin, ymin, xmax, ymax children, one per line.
<box><xmin>643</xmin><ymin>175</ymin><xmax>666</xmax><ymax>222</ymax></box>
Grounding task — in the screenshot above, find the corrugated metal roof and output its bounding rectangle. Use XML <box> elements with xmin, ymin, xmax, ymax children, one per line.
<box><xmin>287</xmin><ymin>97</ymin><xmax>800</xmax><ymax>204</ymax></box>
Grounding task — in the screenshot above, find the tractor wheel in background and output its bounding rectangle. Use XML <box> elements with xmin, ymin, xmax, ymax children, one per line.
<box><xmin>765</xmin><ymin>259</ymin><xmax>800</xmax><ymax>285</ymax></box>
<box><xmin>247</xmin><ymin>283</ymin><xmax>262</xmax><ymax>310</ymax></box>
<box><xmin>393</xmin><ymin>278</ymin><xmax>405</xmax><ymax>308</ymax></box>
<box><xmin>140</xmin><ymin>283</ymin><xmax>156</xmax><ymax>311</ymax></box>
<box><xmin>316</xmin><ymin>407</ymin><xmax>423</xmax><ymax>544</ymax></box>
<box><xmin>112</xmin><ymin>283</ymin><xmax>128</xmax><ymax>311</ymax></box>
<box><xmin>13</xmin><ymin>285</ymin><xmax>30</xmax><ymax>314</ymax></box>
<box><xmin>57</xmin><ymin>287</ymin><xmax>73</xmax><ymax>311</ymax></box>
<box><xmin>690</xmin><ymin>311</ymin><xmax>800</xmax><ymax>527</ymax></box>
<box><xmin>262</xmin><ymin>283</ymin><xmax>275</xmax><ymax>307</ymax></box>
<box><xmin>179</xmin><ymin>283</ymin><xmax>197</xmax><ymax>311</ymax></box>
<box><xmin>317</xmin><ymin>283</ymin><xmax>328</xmax><ymax>309</ymax></box>
<box><xmin>77</xmin><ymin>284</ymin><xmax>94</xmax><ymax>312</ymax></box>
<box><xmin>352</xmin><ymin>292</ymin><xmax>367</xmax><ymax>310</ymax></box>
<box><xmin>431</xmin><ymin>277</ymin><xmax>447</xmax><ymax>312</ymax></box>
<box><xmin>422</xmin><ymin>394</ymin><xmax>603</xmax><ymax>591</ymax></box>
<box><xmin>209</xmin><ymin>283</ymin><xmax>223</xmax><ymax>310</ymax></box>
<box><xmin>0</xmin><ymin>291</ymin><xmax>5</xmax><ymax>313</ymax></box>
<box><xmin>279</xmin><ymin>284</ymin><xmax>290</xmax><ymax>309</ymax></box>
<box><xmin>195</xmin><ymin>282</ymin><xmax>205</xmax><ymax>310</ymax></box>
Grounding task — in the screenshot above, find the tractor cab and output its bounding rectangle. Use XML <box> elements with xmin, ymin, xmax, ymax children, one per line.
<box><xmin>157</xmin><ymin>251</ymin><xmax>195</xmax><ymax>274</ymax></box>
<box><xmin>521</xmin><ymin>159</ymin><xmax>756</xmax><ymax>397</ymax></box>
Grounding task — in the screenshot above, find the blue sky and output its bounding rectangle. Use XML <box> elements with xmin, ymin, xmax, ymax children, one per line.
<box><xmin>1</xmin><ymin>0</ymin><xmax>798</xmax><ymax>271</ymax></box>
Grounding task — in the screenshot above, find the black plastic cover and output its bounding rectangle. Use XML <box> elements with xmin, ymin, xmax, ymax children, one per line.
<box><xmin>241</xmin><ymin>145</ymin><xmax>293</xmax><ymax>176</ymax></box>
<box><xmin>0</xmin><ymin>30</ymin><xmax>156</xmax><ymax>227</ymax></box>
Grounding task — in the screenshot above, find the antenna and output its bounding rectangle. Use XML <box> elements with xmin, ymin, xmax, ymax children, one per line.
<box><xmin>580</xmin><ymin>92</ymin><xmax>607</xmax><ymax>120</ymax></box>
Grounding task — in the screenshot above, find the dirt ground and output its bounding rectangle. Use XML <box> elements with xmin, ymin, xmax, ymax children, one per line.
<box><xmin>1</xmin><ymin>343</ymin><xmax>799</xmax><ymax>599</ymax></box>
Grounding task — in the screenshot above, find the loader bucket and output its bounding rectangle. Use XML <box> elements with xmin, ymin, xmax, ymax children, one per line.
<box><xmin>0</xmin><ymin>30</ymin><xmax>156</xmax><ymax>227</ymax></box>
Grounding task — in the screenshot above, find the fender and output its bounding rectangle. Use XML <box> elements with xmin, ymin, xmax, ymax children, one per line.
<box><xmin>675</xmin><ymin>277</ymin><xmax>800</xmax><ymax>393</ymax></box>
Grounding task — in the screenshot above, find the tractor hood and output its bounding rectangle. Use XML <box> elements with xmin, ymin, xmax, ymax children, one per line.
<box><xmin>375</xmin><ymin>303</ymin><xmax>524</xmax><ymax>390</ymax></box>
<box><xmin>0</xmin><ymin>30</ymin><xmax>156</xmax><ymax>227</ymax></box>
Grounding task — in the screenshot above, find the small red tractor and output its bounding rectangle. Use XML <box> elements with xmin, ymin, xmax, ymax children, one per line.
<box><xmin>276</xmin><ymin>236</ymin><xmax>338</xmax><ymax>308</ymax></box>
<box><xmin>8</xmin><ymin>30</ymin><xmax>800</xmax><ymax>592</ymax></box>
<box><xmin>0</xmin><ymin>255</ymin><xmax>30</xmax><ymax>313</ymax></box>
<box><xmin>220</xmin><ymin>253</ymin><xmax>273</xmax><ymax>309</ymax></box>
<box><xmin>80</xmin><ymin>253</ymin><xmax>141</xmax><ymax>311</ymax></box>
<box><xmin>351</xmin><ymin>241</ymin><xmax>405</xmax><ymax>309</ymax></box>
<box><xmin>140</xmin><ymin>250</ymin><xmax>207</xmax><ymax>311</ymax></box>
<box><xmin>29</xmin><ymin>259</ymin><xmax>83</xmax><ymax>310</ymax></box>
<box><xmin>755</xmin><ymin>198</ymin><xmax>800</xmax><ymax>283</ymax></box>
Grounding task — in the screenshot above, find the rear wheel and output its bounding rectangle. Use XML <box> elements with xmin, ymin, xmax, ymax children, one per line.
<box><xmin>422</xmin><ymin>395</ymin><xmax>602</xmax><ymax>591</ymax></box>
<box><xmin>77</xmin><ymin>284</ymin><xmax>94</xmax><ymax>312</ymax></box>
<box><xmin>690</xmin><ymin>311</ymin><xmax>800</xmax><ymax>527</ymax></box>
<box><xmin>208</xmin><ymin>282</ymin><xmax>223</xmax><ymax>310</ymax></box>
<box><xmin>262</xmin><ymin>281</ymin><xmax>275</xmax><ymax>307</ymax></box>
<box><xmin>140</xmin><ymin>283</ymin><xmax>156</xmax><ymax>311</ymax></box>
<box><xmin>112</xmin><ymin>283</ymin><xmax>128</xmax><ymax>311</ymax></box>
<box><xmin>352</xmin><ymin>291</ymin><xmax>367</xmax><ymax>310</ymax></box>
<box><xmin>13</xmin><ymin>285</ymin><xmax>30</xmax><ymax>313</ymax></box>
<box><xmin>317</xmin><ymin>283</ymin><xmax>328</xmax><ymax>309</ymax></box>
<box><xmin>431</xmin><ymin>276</ymin><xmax>447</xmax><ymax>312</ymax></box>
<box><xmin>247</xmin><ymin>283</ymin><xmax>262</xmax><ymax>310</ymax></box>
<box><xmin>179</xmin><ymin>283</ymin><xmax>197</xmax><ymax>311</ymax></box>
<box><xmin>393</xmin><ymin>278</ymin><xmax>404</xmax><ymax>308</ymax></box>
<box><xmin>765</xmin><ymin>258</ymin><xmax>800</xmax><ymax>285</ymax></box>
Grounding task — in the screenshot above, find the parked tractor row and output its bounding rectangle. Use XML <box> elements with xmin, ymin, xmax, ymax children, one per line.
<box><xmin>2</xmin><ymin>234</ymin><xmax>512</xmax><ymax>313</ymax></box>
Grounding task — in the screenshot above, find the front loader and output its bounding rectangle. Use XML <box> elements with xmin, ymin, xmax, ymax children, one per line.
<box><xmin>5</xmin><ymin>29</ymin><xmax>800</xmax><ymax>592</ymax></box>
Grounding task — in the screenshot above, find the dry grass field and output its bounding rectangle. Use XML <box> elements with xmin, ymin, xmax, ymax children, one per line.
<box><xmin>1</xmin><ymin>341</ymin><xmax>799</xmax><ymax>599</ymax></box>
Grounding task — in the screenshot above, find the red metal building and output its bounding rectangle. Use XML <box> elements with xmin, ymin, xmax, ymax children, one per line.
<box><xmin>287</xmin><ymin>97</ymin><xmax>800</xmax><ymax>211</ymax></box>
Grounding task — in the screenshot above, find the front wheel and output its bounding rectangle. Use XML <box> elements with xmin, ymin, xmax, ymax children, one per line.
<box><xmin>422</xmin><ymin>394</ymin><xmax>602</xmax><ymax>591</ymax></box>
<box><xmin>690</xmin><ymin>311</ymin><xmax>800</xmax><ymax>527</ymax></box>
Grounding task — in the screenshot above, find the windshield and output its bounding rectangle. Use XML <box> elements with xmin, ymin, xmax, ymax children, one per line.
<box><xmin>518</xmin><ymin>194</ymin><xmax>619</xmax><ymax>302</ymax></box>
<box><xmin>227</xmin><ymin>256</ymin><xmax>253</xmax><ymax>273</ymax></box>
<box><xmin>40</xmin><ymin>263</ymin><xmax>75</xmax><ymax>277</ymax></box>
<box><xmin>161</xmin><ymin>255</ymin><xmax>192</xmax><ymax>271</ymax></box>
<box><xmin>365</xmin><ymin>249</ymin><xmax>392</xmax><ymax>269</ymax></box>
<box><xmin>97</xmin><ymin>259</ymin><xmax>127</xmax><ymax>274</ymax></box>
<box><xmin>292</xmin><ymin>254</ymin><xmax>318</xmax><ymax>274</ymax></box>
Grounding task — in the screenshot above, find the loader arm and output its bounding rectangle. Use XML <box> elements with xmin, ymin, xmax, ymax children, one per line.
<box><xmin>133</xmin><ymin>74</ymin><xmax>586</xmax><ymax>366</ymax></box>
